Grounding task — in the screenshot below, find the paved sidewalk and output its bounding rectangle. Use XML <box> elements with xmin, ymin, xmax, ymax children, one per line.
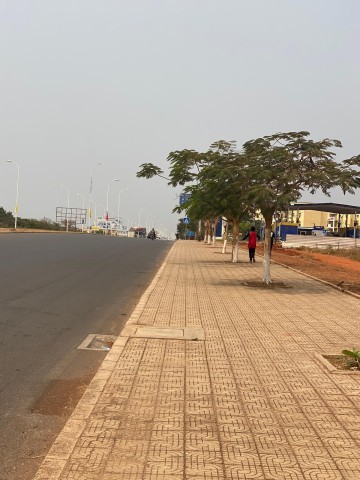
<box><xmin>34</xmin><ymin>241</ymin><xmax>360</xmax><ymax>480</ymax></box>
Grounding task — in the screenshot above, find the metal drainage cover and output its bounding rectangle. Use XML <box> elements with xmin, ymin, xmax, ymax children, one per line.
<box><xmin>243</xmin><ymin>281</ymin><xmax>292</xmax><ymax>289</ymax></box>
<box><xmin>78</xmin><ymin>334</ymin><xmax>118</xmax><ymax>351</ymax></box>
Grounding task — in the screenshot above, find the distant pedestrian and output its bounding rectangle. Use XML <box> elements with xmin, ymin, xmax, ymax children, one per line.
<box><xmin>270</xmin><ymin>231</ymin><xmax>275</xmax><ymax>256</ymax></box>
<box><xmin>242</xmin><ymin>226</ymin><xmax>260</xmax><ymax>262</ymax></box>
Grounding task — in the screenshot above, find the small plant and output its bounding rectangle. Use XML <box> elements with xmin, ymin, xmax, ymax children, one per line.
<box><xmin>342</xmin><ymin>348</ymin><xmax>360</xmax><ymax>370</ymax></box>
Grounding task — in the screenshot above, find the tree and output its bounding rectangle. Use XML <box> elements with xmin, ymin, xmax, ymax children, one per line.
<box><xmin>0</xmin><ymin>207</ymin><xmax>61</xmax><ymax>230</ymax></box>
<box><xmin>135</xmin><ymin>163</ymin><xmax>169</xmax><ymax>181</ymax></box>
<box><xmin>137</xmin><ymin>132</ymin><xmax>360</xmax><ymax>282</ymax></box>
<box><xmin>0</xmin><ymin>207</ymin><xmax>14</xmax><ymax>227</ymax></box>
<box><xmin>241</xmin><ymin>131</ymin><xmax>360</xmax><ymax>283</ymax></box>
<box><xmin>138</xmin><ymin>147</ymin><xmax>222</xmax><ymax>245</ymax></box>
<box><xmin>17</xmin><ymin>217</ymin><xmax>61</xmax><ymax>230</ymax></box>
<box><xmin>199</xmin><ymin>142</ymin><xmax>255</xmax><ymax>261</ymax></box>
<box><xmin>144</xmin><ymin>141</ymin><xmax>254</xmax><ymax>260</ymax></box>
<box><xmin>173</xmin><ymin>181</ymin><xmax>222</xmax><ymax>245</ymax></box>
<box><xmin>176</xmin><ymin>218</ymin><xmax>198</xmax><ymax>239</ymax></box>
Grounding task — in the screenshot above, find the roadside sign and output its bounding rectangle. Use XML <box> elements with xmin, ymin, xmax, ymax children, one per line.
<box><xmin>179</xmin><ymin>193</ymin><xmax>191</xmax><ymax>206</ymax></box>
<box><xmin>183</xmin><ymin>217</ymin><xmax>190</xmax><ymax>224</ymax></box>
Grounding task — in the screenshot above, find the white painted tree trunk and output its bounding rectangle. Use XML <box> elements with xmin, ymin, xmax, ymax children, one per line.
<box><xmin>222</xmin><ymin>220</ymin><xmax>228</xmax><ymax>254</ymax></box>
<box><xmin>212</xmin><ymin>217</ymin><xmax>219</xmax><ymax>247</ymax></box>
<box><xmin>204</xmin><ymin>220</ymin><xmax>210</xmax><ymax>243</ymax></box>
<box><xmin>232</xmin><ymin>241</ymin><xmax>239</xmax><ymax>262</ymax></box>
<box><xmin>231</xmin><ymin>219</ymin><xmax>239</xmax><ymax>262</ymax></box>
<box><xmin>263</xmin><ymin>217</ymin><xmax>272</xmax><ymax>284</ymax></box>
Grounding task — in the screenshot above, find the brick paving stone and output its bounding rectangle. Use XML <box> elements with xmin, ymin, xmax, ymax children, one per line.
<box><xmin>33</xmin><ymin>241</ymin><xmax>360</xmax><ymax>480</ymax></box>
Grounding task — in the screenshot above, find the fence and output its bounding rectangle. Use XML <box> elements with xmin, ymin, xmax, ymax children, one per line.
<box><xmin>282</xmin><ymin>234</ymin><xmax>358</xmax><ymax>250</ymax></box>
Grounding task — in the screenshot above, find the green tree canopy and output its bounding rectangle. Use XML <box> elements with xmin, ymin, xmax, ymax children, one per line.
<box><xmin>240</xmin><ymin>131</ymin><xmax>360</xmax><ymax>282</ymax></box>
<box><xmin>0</xmin><ymin>207</ymin><xmax>14</xmax><ymax>227</ymax></box>
<box><xmin>137</xmin><ymin>131</ymin><xmax>360</xmax><ymax>282</ymax></box>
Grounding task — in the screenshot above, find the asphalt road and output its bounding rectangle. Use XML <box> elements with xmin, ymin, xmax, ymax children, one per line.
<box><xmin>0</xmin><ymin>233</ymin><xmax>172</xmax><ymax>480</ymax></box>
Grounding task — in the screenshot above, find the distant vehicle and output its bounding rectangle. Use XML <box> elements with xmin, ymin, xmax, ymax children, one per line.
<box><xmin>147</xmin><ymin>229</ymin><xmax>157</xmax><ymax>240</ymax></box>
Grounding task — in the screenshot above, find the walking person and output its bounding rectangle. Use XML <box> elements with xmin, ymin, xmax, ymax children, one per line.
<box><xmin>242</xmin><ymin>226</ymin><xmax>260</xmax><ymax>262</ymax></box>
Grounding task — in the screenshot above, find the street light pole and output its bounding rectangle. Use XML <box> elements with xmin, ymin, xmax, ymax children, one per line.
<box><xmin>106</xmin><ymin>179</ymin><xmax>120</xmax><ymax>215</ymax></box>
<box><xmin>76</xmin><ymin>193</ymin><xmax>85</xmax><ymax>232</ymax></box>
<box><xmin>61</xmin><ymin>185</ymin><xmax>70</xmax><ymax>231</ymax></box>
<box><xmin>6</xmin><ymin>160</ymin><xmax>20</xmax><ymax>229</ymax></box>
<box><xmin>93</xmin><ymin>201</ymin><xmax>98</xmax><ymax>226</ymax></box>
<box><xmin>106</xmin><ymin>179</ymin><xmax>119</xmax><ymax>233</ymax></box>
<box><xmin>88</xmin><ymin>162</ymin><xmax>102</xmax><ymax>229</ymax></box>
<box><xmin>117</xmin><ymin>188</ymin><xmax>129</xmax><ymax>233</ymax></box>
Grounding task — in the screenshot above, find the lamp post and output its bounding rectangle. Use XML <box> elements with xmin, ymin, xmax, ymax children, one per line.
<box><xmin>106</xmin><ymin>179</ymin><xmax>119</xmax><ymax>233</ymax></box>
<box><xmin>106</xmin><ymin>179</ymin><xmax>120</xmax><ymax>215</ymax></box>
<box><xmin>6</xmin><ymin>160</ymin><xmax>20</xmax><ymax>229</ymax></box>
<box><xmin>93</xmin><ymin>201</ymin><xmax>98</xmax><ymax>226</ymax></box>
<box><xmin>61</xmin><ymin>185</ymin><xmax>70</xmax><ymax>231</ymax></box>
<box><xmin>88</xmin><ymin>162</ymin><xmax>102</xmax><ymax>229</ymax></box>
<box><xmin>117</xmin><ymin>188</ymin><xmax>129</xmax><ymax>233</ymax></box>
<box><xmin>76</xmin><ymin>193</ymin><xmax>85</xmax><ymax>232</ymax></box>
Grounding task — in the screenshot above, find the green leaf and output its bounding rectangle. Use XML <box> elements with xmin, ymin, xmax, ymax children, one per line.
<box><xmin>342</xmin><ymin>349</ymin><xmax>360</xmax><ymax>359</ymax></box>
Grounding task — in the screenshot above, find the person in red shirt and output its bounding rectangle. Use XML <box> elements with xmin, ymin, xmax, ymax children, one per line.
<box><xmin>243</xmin><ymin>226</ymin><xmax>260</xmax><ymax>262</ymax></box>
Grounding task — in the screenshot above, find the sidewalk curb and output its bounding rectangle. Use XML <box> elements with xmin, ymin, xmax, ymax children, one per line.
<box><xmin>33</xmin><ymin>242</ymin><xmax>176</xmax><ymax>480</ymax></box>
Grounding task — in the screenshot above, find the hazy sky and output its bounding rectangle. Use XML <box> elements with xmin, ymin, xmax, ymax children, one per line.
<box><xmin>1</xmin><ymin>1</ymin><xmax>360</xmax><ymax>236</ymax></box>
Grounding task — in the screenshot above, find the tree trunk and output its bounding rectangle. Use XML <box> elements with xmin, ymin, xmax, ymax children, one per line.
<box><xmin>222</xmin><ymin>220</ymin><xmax>228</xmax><ymax>254</ymax></box>
<box><xmin>212</xmin><ymin>217</ymin><xmax>219</xmax><ymax>247</ymax></box>
<box><xmin>204</xmin><ymin>220</ymin><xmax>209</xmax><ymax>243</ymax></box>
<box><xmin>263</xmin><ymin>216</ymin><xmax>272</xmax><ymax>284</ymax></box>
<box><xmin>207</xmin><ymin>221</ymin><xmax>211</xmax><ymax>244</ymax></box>
<box><xmin>231</xmin><ymin>219</ymin><xmax>239</xmax><ymax>262</ymax></box>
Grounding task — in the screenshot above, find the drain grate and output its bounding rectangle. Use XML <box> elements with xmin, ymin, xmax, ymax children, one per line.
<box><xmin>78</xmin><ymin>334</ymin><xmax>118</xmax><ymax>351</ymax></box>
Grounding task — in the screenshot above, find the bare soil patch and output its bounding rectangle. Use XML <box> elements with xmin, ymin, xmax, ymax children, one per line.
<box><xmin>322</xmin><ymin>355</ymin><xmax>360</xmax><ymax>372</ymax></box>
<box><xmin>254</xmin><ymin>245</ymin><xmax>360</xmax><ymax>295</ymax></box>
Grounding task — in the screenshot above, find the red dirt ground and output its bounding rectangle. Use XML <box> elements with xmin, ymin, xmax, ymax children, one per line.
<box><xmin>255</xmin><ymin>244</ymin><xmax>360</xmax><ymax>294</ymax></box>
